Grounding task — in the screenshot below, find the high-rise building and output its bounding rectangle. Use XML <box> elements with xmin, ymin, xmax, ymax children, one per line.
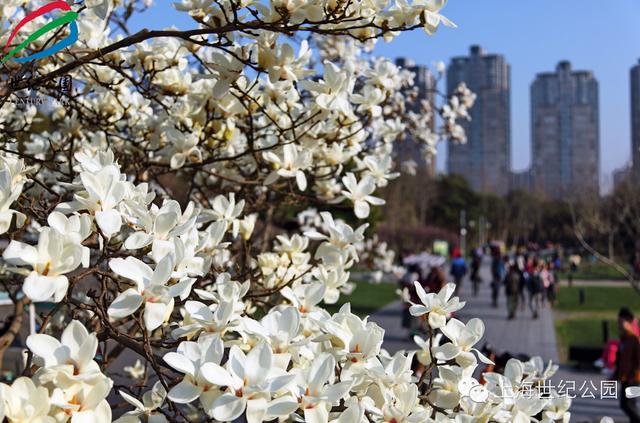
<box><xmin>531</xmin><ymin>61</ymin><xmax>599</xmax><ymax>199</ymax></box>
<box><xmin>446</xmin><ymin>45</ymin><xmax>511</xmax><ymax>194</ymax></box>
<box><xmin>631</xmin><ymin>60</ymin><xmax>640</xmax><ymax>182</ymax></box>
<box><xmin>509</xmin><ymin>170</ymin><xmax>532</xmax><ymax>193</ymax></box>
<box><xmin>613</xmin><ymin>163</ymin><xmax>632</xmax><ymax>188</ymax></box>
<box><xmin>394</xmin><ymin>57</ymin><xmax>436</xmax><ymax>176</ymax></box>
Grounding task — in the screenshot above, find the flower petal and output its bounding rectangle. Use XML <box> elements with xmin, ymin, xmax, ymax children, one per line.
<box><xmin>108</xmin><ymin>288</ymin><xmax>144</xmax><ymax>318</ymax></box>
<box><xmin>167</xmin><ymin>379</ymin><xmax>201</xmax><ymax>404</ymax></box>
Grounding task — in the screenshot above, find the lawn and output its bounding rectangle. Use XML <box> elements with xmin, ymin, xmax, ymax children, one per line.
<box><xmin>558</xmin><ymin>262</ymin><xmax>627</xmax><ymax>281</ymax></box>
<box><xmin>322</xmin><ymin>280</ymin><xmax>399</xmax><ymax>318</ymax></box>
<box><xmin>555</xmin><ymin>317</ymin><xmax>618</xmax><ymax>348</ymax></box>
<box><xmin>555</xmin><ymin>285</ymin><xmax>640</xmax><ymax>312</ymax></box>
<box><xmin>554</xmin><ymin>285</ymin><xmax>640</xmax><ymax>361</ymax></box>
<box><xmin>554</xmin><ymin>317</ymin><xmax>618</xmax><ymax>362</ymax></box>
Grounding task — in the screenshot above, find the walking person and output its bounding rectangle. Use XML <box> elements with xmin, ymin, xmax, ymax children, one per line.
<box><xmin>504</xmin><ymin>261</ymin><xmax>520</xmax><ymax>320</ymax></box>
<box><xmin>425</xmin><ymin>265</ymin><xmax>446</xmax><ymax>294</ymax></box>
<box><xmin>539</xmin><ymin>262</ymin><xmax>551</xmax><ymax>308</ymax></box>
<box><xmin>529</xmin><ymin>259</ymin><xmax>544</xmax><ymax>319</ymax></box>
<box><xmin>515</xmin><ymin>249</ymin><xmax>527</xmax><ymax>308</ymax></box>
<box><xmin>490</xmin><ymin>248</ymin><xmax>504</xmax><ymax>308</ymax></box>
<box><xmin>616</xmin><ymin>307</ymin><xmax>640</xmax><ymax>422</ymax></box>
<box><xmin>568</xmin><ymin>254</ymin><xmax>580</xmax><ymax>287</ymax></box>
<box><xmin>547</xmin><ymin>260</ymin><xmax>558</xmax><ymax>306</ymax></box>
<box><xmin>450</xmin><ymin>250</ymin><xmax>467</xmax><ymax>296</ymax></box>
<box><xmin>521</xmin><ymin>254</ymin><xmax>535</xmax><ymax>311</ymax></box>
<box><xmin>470</xmin><ymin>248</ymin><xmax>483</xmax><ymax>297</ymax></box>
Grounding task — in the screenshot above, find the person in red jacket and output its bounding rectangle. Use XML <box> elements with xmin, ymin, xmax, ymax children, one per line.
<box><xmin>616</xmin><ymin>307</ymin><xmax>640</xmax><ymax>422</ymax></box>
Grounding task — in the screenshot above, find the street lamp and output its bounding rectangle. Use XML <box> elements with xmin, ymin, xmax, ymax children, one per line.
<box><xmin>460</xmin><ymin>209</ymin><xmax>467</xmax><ymax>254</ymax></box>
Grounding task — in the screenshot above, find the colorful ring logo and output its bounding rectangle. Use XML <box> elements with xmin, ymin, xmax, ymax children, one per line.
<box><xmin>2</xmin><ymin>1</ymin><xmax>79</xmax><ymax>64</ymax></box>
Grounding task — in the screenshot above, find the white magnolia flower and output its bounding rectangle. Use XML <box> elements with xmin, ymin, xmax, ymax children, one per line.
<box><xmin>124</xmin><ymin>359</ymin><xmax>146</xmax><ymax>380</ymax></box>
<box><xmin>409</xmin><ymin>282</ymin><xmax>465</xmax><ymax>328</ymax></box>
<box><xmin>1</xmin><ymin>377</ymin><xmax>52</xmax><ymax>422</ymax></box>
<box><xmin>301</xmin><ymin>61</ymin><xmax>353</xmax><ymax>115</ymax></box>
<box><xmin>201</xmin><ymin>193</ymin><xmax>245</xmax><ymax>237</ymax></box>
<box><xmin>62</xmin><ymin>163</ymin><xmax>127</xmax><ymax>238</ymax></box>
<box><xmin>436</xmin><ymin>318</ymin><xmax>493</xmax><ymax>367</ymax></box>
<box><xmin>282</xmin><ymin>283</ymin><xmax>326</xmax><ymax>314</ymax></box>
<box><xmin>305</xmin><ymin>211</ymin><xmax>367</xmax><ymax>260</ymax></box>
<box><xmin>242</xmin><ymin>306</ymin><xmax>301</xmax><ymax>365</ymax></box>
<box><xmin>172</xmin><ymin>300</ymin><xmax>240</xmax><ymax>339</ymax></box>
<box><xmin>239</xmin><ymin>213</ymin><xmax>258</xmax><ymax>240</ymax></box>
<box><xmin>164</xmin><ymin>336</ymin><xmax>225</xmax><ymax>414</ymax></box>
<box><xmin>47</xmin><ymin>211</ymin><xmax>93</xmax><ymax>268</ymax></box>
<box><xmin>380</xmin><ymin>383</ymin><xmax>430</xmax><ymax>423</ymax></box>
<box><xmin>0</xmin><ymin>1</ymin><xmax>570</xmax><ymax>421</ymax></box>
<box><xmin>3</xmin><ymin>227</ymin><xmax>84</xmax><ymax>302</ymax></box>
<box><xmin>27</xmin><ymin>320</ymin><xmax>102</xmax><ymax>382</ymax></box>
<box><xmin>340</xmin><ymin>173</ymin><xmax>385</xmax><ymax>219</ymax></box>
<box><xmin>351</xmin><ymin>85</ymin><xmax>384</xmax><ymax>116</ymax></box>
<box><xmin>312</xmin><ymin>266</ymin><xmax>353</xmax><ymax>304</ymax></box>
<box><xmin>428</xmin><ymin>364</ymin><xmax>476</xmax><ymax>410</ymax></box>
<box><xmin>263</xmin><ymin>144</ymin><xmax>312</xmax><ymax>191</ymax></box>
<box><xmin>49</xmin><ymin>377</ymin><xmax>112</xmax><ymax>423</ymax></box>
<box><xmin>124</xmin><ymin>200</ymin><xmax>198</xmax><ymax>250</ymax></box>
<box><xmin>0</xmin><ymin>155</ymin><xmax>27</xmax><ymax>235</ymax></box>
<box><xmin>290</xmin><ymin>353</ymin><xmax>352</xmax><ymax>423</ymax></box>
<box><xmin>115</xmin><ymin>381</ymin><xmax>167</xmax><ymax>423</ymax></box>
<box><xmin>107</xmin><ymin>256</ymin><xmax>175</xmax><ymax>331</ymax></box>
<box><xmin>200</xmin><ymin>343</ymin><xmax>295</xmax><ymax>423</ymax></box>
<box><xmin>322</xmin><ymin>305</ymin><xmax>385</xmax><ymax>364</ymax></box>
<box><xmin>414</xmin><ymin>333</ymin><xmax>443</xmax><ymax>366</ymax></box>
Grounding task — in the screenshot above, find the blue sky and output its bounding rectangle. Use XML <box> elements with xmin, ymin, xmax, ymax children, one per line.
<box><xmin>135</xmin><ymin>1</ymin><xmax>640</xmax><ymax>190</ymax></box>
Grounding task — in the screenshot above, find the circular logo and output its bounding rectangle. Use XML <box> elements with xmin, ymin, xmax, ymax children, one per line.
<box><xmin>469</xmin><ymin>385</ymin><xmax>489</xmax><ymax>403</ymax></box>
<box><xmin>457</xmin><ymin>377</ymin><xmax>479</xmax><ymax>396</ymax></box>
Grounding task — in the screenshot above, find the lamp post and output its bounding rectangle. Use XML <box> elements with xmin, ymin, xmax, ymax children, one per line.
<box><xmin>460</xmin><ymin>209</ymin><xmax>467</xmax><ymax>255</ymax></box>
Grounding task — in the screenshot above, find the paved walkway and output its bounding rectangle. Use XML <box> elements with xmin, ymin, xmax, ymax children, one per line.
<box><xmin>370</xmin><ymin>262</ymin><xmax>627</xmax><ymax>422</ymax></box>
<box><xmin>561</xmin><ymin>279</ymin><xmax>630</xmax><ymax>287</ymax></box>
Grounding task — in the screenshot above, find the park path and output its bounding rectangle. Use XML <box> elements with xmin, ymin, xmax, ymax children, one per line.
<box><xmin>369</xmin><ymin>260</ymin><xmax>626</xmax><ymax>422</ymax></box>
<box><xmin>369</xmin><ymin>261</ymin><xmax>558</xmax><ymax>359</ymax></box>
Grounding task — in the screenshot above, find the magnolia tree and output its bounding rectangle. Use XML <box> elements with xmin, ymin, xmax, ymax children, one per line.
<box><xmin>0</xmin><ymin>0</ymin><xmax>582</xmax><ymax>422</ymax></box>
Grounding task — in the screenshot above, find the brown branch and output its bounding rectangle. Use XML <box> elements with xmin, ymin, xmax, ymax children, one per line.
<box><xmin>0</xmin><ymin>297</ymin><xmax>29</xmax><ymax>368</ymax></box>
<box><xmin>569</xmin><ymin>200</ymin><xmax>640</xmax><ymax>294</ymax></box>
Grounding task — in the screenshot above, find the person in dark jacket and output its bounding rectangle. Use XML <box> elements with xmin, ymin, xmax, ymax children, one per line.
<box><xmin>425</xmin><ymin>266</ymin><xmax>446</xmax><ymax>294</ymax></box>
<box><xmin>470</xmin><ymin>248</ymin><xmax>483</xmax><ymax>297</ymax></box>
<box><xmin>450</xmin><ymin>251</ymin><xmax>467</xmax><ymax>296</ymax></box>
<box><xmin>504</xmin><ymin>263</ymin><xmax>521</xmax><ymax>320</ymax></box>
<box><xmin>528</xmin><ymin>259</ymin><xmax>544</xmax><ymax>319</ymax></box>
<box><xmin>490</xmin><ymin>250</ymin><xmax>504</xmax><ymax>307</ymax></box>
<box><xmin>616</xmin><ymin>307</ymin><xmax>640</xmax><ymax>422</ymax></box>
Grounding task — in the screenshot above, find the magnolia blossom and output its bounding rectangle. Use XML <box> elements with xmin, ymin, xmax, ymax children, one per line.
<box><xmin>0</xmin><ymin>321</ymin><xmax>112</xmax><ymax>422</ymax></box>
<box><xmin>3</xmin><ymin>227</ymin><xmax>84</xmax><ymax>302</ymax></box>
<box><xmin>290</xmin><ymin>353</ymin><xmax>352</xmax><ymax>423</ymax></box>
<box><xmin>409</xmin><ymin>282</ymin><xmax>465</xmax><ymax>328</ymax></box>
<box><xmin>340</xmin><ymin>173</ymin><xmax>385</xmax><ymax>219</ymax></box>
<box><xmin>163</xmin><ymin>335</ymin><xmax>225</xmax><ymax>413</ymax></box>
<box><xmin>436</xmin><ymin>318</ymin><xmax>494</xmax><ymax>367</ymax></box>
<box><xmin>264</xmin><ymin>144</ymin><xmax>313</xmax><ymax>191</ymax></box>
<box><xmin>27</xmin><ymin>320</ymin><xmax>102</xmax><ymax>382</ymax></box>
<box><xmin>107</xmin><ymin>256</ymin><xmax>176</xmax><ymax>331</ymax></box>
<box><xmin>200</xmin><ymin>343</ymin><xmax>295</xmax><ymax>422</ymax></box>
<box><xmin>60</xmin><ymin>163</ymin><xmax>127</xmax><ymax>238</ymax></box>
<box><xmin>0</xmin><ymin>377</ymin><xmax>52</xmax><ymax>423</ymax></box>
<box><xmin>0</xmin><ymin>155</ymin><xmax>27</xmax><ymax>235</ymax></box>
<box><xmin>115</xmin><ymin>382</ymin><xmax>168</xmax><ymax>423</ymax></box>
